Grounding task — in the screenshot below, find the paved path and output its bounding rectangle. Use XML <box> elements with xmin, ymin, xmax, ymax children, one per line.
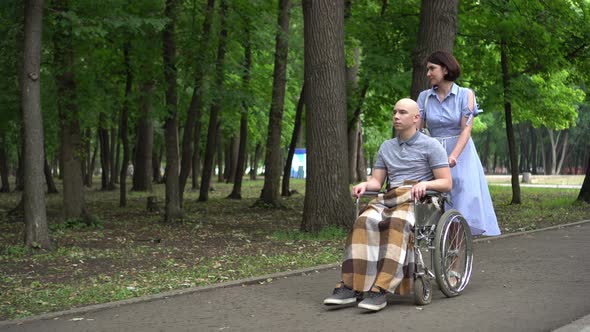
<box><xmin>1</xmin><ymin>222</ymin><xmax>589</xmax><ymax>332</ymax></box>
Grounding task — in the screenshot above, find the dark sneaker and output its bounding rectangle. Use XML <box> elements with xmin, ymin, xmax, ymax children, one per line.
<box><xmin>358</xmin><ymin>289</ymin><xmax>388</xmax><ymax>311</ymax></box>
<box><xmin>323</xmin><ymin>284</ymin><xmax>358</xmax><ymax>305</ymax></box>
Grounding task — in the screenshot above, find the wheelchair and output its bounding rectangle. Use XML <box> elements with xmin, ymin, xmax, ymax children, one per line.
<box><xmin>355</xmin><ymin>190</ymin><xmax>473</xmax><ymax>305</ymax></box>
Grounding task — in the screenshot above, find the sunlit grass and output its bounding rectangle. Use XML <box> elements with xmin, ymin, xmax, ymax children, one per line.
<box><xmin>0</xmin><ymin>177</ymin><xmax>589</xmax><ymax>320</ymax></box>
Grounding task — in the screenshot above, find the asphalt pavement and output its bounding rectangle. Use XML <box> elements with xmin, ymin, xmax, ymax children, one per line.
<box><xmin>1</xmin><ymin>221</ymin><xmax>589</xmax><ymax>332</ymax></box>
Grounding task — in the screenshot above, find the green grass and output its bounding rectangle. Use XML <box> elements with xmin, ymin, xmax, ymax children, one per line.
<box><xmin>0</xmin><ymin>178</ymin><xmax>589</xmax><ymax>320</ymax></box>
<box><xmin>271</xmin><ymin>225</ymin><xmax>348</xmax><ymax>241</ymax></box>
<box><xmin>486</xmin><ymin>174</ymin><xmax>584</xmax><ymax>185</ymax></box>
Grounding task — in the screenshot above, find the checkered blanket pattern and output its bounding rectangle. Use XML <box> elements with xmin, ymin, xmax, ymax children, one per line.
<box><xmin>341</xmin><ymin>185</ymin><xmax>415</xmax><ymax>295</ymax></box>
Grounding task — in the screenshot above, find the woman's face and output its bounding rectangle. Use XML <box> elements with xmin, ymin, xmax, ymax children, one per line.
<box><xmin>426</xmin><ymin>62</ymin><xmax>448</xmax><ymax>86</ymax></box>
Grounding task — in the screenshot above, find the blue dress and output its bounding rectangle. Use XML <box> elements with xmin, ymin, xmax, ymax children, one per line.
<box><xmin>418</xmin><ymin>84</ymin><xmax>501</xmax><ymax>236</ymax></box>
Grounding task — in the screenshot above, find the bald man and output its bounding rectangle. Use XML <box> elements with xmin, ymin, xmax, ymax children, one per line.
<box><xmin>323</xmin><ymin>98</ymin><xmax>452</xmax><ymax>311</ymax></box>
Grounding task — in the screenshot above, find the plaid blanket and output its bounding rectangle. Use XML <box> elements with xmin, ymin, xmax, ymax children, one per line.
<box><xmin>341</xmin><ymin>185</ymin><xmax>415</xmax><ymax>295</ymax></box>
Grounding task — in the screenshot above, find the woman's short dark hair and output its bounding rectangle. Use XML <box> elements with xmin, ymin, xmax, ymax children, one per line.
<box><xmin>426</xmin><ymin>51</ymin><xmax>461</xmax><ymax>81</ymax></box>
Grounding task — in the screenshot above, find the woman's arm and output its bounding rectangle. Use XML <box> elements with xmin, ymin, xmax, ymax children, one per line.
<box><xmin>448</xmin><ymin>90</ymin><xmax>475</xmax><ymax>167</ymax></box>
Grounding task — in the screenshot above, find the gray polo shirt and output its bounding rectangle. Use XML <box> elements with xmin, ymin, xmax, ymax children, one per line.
<box><xmin>374</xmin><ymin>131</ymin><xmax>449</xmax><ymax>188</ymax></box>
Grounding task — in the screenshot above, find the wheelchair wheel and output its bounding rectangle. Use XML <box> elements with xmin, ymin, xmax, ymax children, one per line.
<box><xmin>413</xmin><ymin>276</ymin><xmax>432</xmax><ymax>305</ymax></box>
<box><xmin>433</xmin><ymin>209</ymin><xmax>473</xmax><ymax>298</ymax></box>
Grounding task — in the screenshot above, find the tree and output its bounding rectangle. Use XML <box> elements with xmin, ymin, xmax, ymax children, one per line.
<box><xmin>178</xmin><ymin>0</ymin><xmax>215</xmax><ymax>203</ymax></box>
<box><xmin>228</xmin><ymin>25</ymin><xmax>252</xmax><ymax>200</ymax></box>
<box><xmin>198</xmin><ymin>0</ymin><xmax>229</xmax><ymax>202</ymax></box>
<box><xmin>301</xmin><ymin>0</ymin><xmax>355</xmax><ymax>232</ymax></box>
<box><xmin>410</xmin><ymin>0</ymin><xmax>458</xmax><ymax>100</ymax></box>
<box><xmin>162</xmin><ymin>0</ymin><xmax>182</xmax><ymax>221</ymax></box>
<box><xmin>258</xmin><ymin>0</ymin><xmax>292</xmax><ymax>207</ymax></box>
<box><xmin>282</xmin><ymin>85</ymin><xmax>304</xmax><ymax>196</ymax></box>
<box><xmin>578</xmin><ymin>154</ymin><xmax>590</xmax><ymax>203</ymax></box>
<box><xmin>500</xmin><ymin>38</ymin><xmax>521</xmax><ymax>204</ymax></box>
<box><xmin>0</xmin><ymin>131</ymin><xmax>9</xmax><ymax>192</ymax></box>
<box><xmin>52</xmin><ymin>0</ymin><xmax>89</xmax><ymax>222</ymax></box>
<box><xmin>132</xmin><ymin>81</ymin><xmax>155</xmax><ymax>192</ymax></box>
<box><xmin>21</xmin><ymin>0</ymin><xmax>51</xmax><ymax>249</ymax></box>
<box><xmin>119</xmin><ymin>41</ymin><xmax>132</xmax><ymax>207</ymax></box>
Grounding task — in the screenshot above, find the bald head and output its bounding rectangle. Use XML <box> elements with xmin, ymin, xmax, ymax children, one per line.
<box><xmin>394</xmin><ymin>98</ymin><xmax>420</xmax><ymax>116</ymax></box>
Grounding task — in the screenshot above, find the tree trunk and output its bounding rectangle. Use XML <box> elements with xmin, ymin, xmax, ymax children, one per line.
<box><xmin>22</xmin><ymin>0</ymin><xmax>52</xmax><ymax>249</ymax></box>
<box><xmin>228</xmin><ymin>30</ymin><xmax>251</xmax><ymax>200</ymax></box>
<box><xmin>114</xmin><ymin>128</ymin><xmax>120</xmax><ymax>184</ymax></box>
<box><xmin>191</xmin><ymin>111</ymin><xmax>202</xmax><ymax>190</ymax></box>
<box><xmin>15</xmin><ymin>144</ymin><xmax>24</xmax><ymax>191</ymax></box>
<box><xmin>98</xmin><ymin>113</ymin><xmax>110</xmax><ymax>190</ymax></box>
<box><xmin>410</xmin><ymin>0</ymin><xmax>458</xmax><ymax>99</ymax></box>
<box><xmin>530</xmin><ymin>125</ymin><xmax>538</xmax><ymax>174</ymax></box>
<box><xmin>355</xmin><ymin>125</ymin><xmax>367</xmax><ymax>181</ymax></box>
<box><xmin>217</xmin><ymin>131</ymin><xmax>224</xmax><ymax>183</ymax></box>
<box><xmin>0</xmin><ymin>130</ymin><xmax>10</xmax><ymax>192</ymax></box>
<box><xmin>132</xmin><ymin>81</ymin><xmax>155</xmax><ymax>192</ymax></box>
<box><xmin>224</xmin><ymin>137</ymin><xmax>236</xmax><ymax>183</ymax></box>
<box><xmin>250</xmin><ymin>143</ymin><xmax>262</xmax><ymax>180</ymax></box>
<box><xmin>153</xmin><ymin>146</ymin><xmax>162</xmax><ymax>183</ymax></box>
<box><xmin>578</xmin><ymin>154</ymin><xmax>590</xmax><ymax>203</ymax></box>
<box><xmin>119</xmin><ymin>41</ymin><xmax>132</xmax><ymax>207</ymax></box>
<box><xmin>259</xmin><ymin>0</ymin><xmax>291</xmax><ymax>207</ymax></box>
<box><xmin>301</xmin><ymin>0</ymin><xmax>355</xmax><ymax>232</ymax></box>
<box><xmin>500</xmin><ymin>39</ymin><xmax>521</xmax><ymax>204</ymax></box>
<box><xmin>82</xmin><ymin>128</ymin><xmax>91</xmax><ymax>186</ymax></box>
<box><xmin>162</xmin><ymin>0</ymin><xmax>182</xmax><ymax>221</ymax></box>
<box><xmin>53</xmin><ymin>0</ymin><xmax>88</xmax><ymax>221</ymax></box>
<box><xmin>179</xmin><ymin>0</ymin><xmax>215</xmax><ymax>202</ymax></box>
<box><xmin>198</xmin><ymin>0</ymin><xmax>228</xmax><ymax>202</ymax></box>
<box><xmin>44</xmin><ymin>156</ymin><xmax>58</xmax><ymax>194</ymax></box>
<box><xmin>556</xmin><ymin>131</ymin><xmax>569</xmax><ymax>175</ymax></box>
<box><xmin>548</xmin><ymin>129</ymin><xmax>569</xmax><ymax>175</ymax></box>
<box><xmin>282</xmin><ymin>85</ymin><xmax>304</xmax><ymax>197</ymax></box>
<box><xmin>89</xmin><ymin>138</ymin><xmax>98</xmax><ymax>186</ymax></box>
<box><xmin>108</xmin><ymin>122</ymin><xmax>117</xmax><ymax>187</ymax></box>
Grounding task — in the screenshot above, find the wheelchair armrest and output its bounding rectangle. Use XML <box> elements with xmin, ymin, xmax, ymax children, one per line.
<box><xmin>423</xmin><ymin>190</ymin><xmax>452</xmax><ymax>206</ymax></box>
<box><xmin>424</xmin><ymin>190</ymin><xmax>441</xmax><ymax>197</ymax></box>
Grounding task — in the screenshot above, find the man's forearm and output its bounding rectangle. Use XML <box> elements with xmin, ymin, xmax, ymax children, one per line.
<box><xmin>365</xmin><ymin>177</ymin><xmax>384</xmax><ymax>191</ymax></box>
<box><xmin>424</xmin><ymin>178</ymin><xmax>452</xmax><ymax>193</ymax></box>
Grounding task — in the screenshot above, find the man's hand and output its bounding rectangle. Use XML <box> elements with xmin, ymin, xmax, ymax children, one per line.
<box><xmin>352</xmin><ymin>182</ymin><xmax>368</xmax><ymax>198</ymax></box>
<box><xmin>411</xmin><ymin>181</ymin><xmax>429</xmax><ymax>200</ymax></box>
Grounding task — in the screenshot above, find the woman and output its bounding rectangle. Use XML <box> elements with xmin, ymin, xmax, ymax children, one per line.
<box><xmin>417</xmin><ymin>51</ymin><xmax>500</xmax><ymax>236</ymax></box>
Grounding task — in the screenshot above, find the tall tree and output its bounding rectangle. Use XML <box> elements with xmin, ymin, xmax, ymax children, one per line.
<box><xmin>301</xmin><ymin>0</ymin><xmax>355</xmax><ymax>232</ymax></box>
<box><xmin>98</xmin><ymin>112</ymin><xmax>111</xmax><ymax>190</ymax></box>
<box><xmin>410</xmin><ymin>0</ymin><xmax>458</xmax><ymax>99</ymax></box>
<box><xmin>119</xmin><ymin>41</ymin><xmax>132</xmax><ymax>207</ymax></box>
<box><xmin>228</xmin><ymin>26</ymin><xmax>252</xmax><ymax>199</ymax></box>
<box><xmin>52</xmin><ymin>0</ymin><xmax>89</xmax><ymax>221</ymax></box>
<box><xmin>162</xmin><ymin>0</ymin><xmax>182</xmax><ymax>221</ymax></box>
<box><xmin>21</xmin><ymin>0</ymin><xmax>51</xmax><ymax>249</ymax></box>
<box><xmin>282</xmin><ymin>85</ymin><xmax>304</xmax><ymax>196</ymax></box>
<box><xmin>132</xmin><ymin>81</ymin><xmax>155</xmax><ymax>192</ymax></box>
<box><xmin>0</xmin><ymin>130</ymin><xmax>10</xmax><ymax>192</ymax></box>
<box><xmin>500</xmin><ymin>38</ymin><xmax>521</xmax><ymax>204</ymax></box>
<box><xmin>578</xmin><ymin>154</ymin><xmax>590</xmax><ymax>203</ymax></box>
<box><xmin>258</xmin><ymin>0</ymin><xmax>291</xmax><ymax>207</ymax></box>
<box><xmin>198</xmin><ymin>0</ymin><xmax>228</xmax><ymax>202</ymax></box>
<box><xmin>178</xmin><ymin>0</ymin><xmax>215</xmax><ymax>203</ymax></box>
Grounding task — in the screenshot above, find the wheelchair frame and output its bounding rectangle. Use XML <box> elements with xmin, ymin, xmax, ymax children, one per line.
<box><xmin>355</xmin><ymin>190</ymin><xmax>473</xmax><ymax>305</ymax></box>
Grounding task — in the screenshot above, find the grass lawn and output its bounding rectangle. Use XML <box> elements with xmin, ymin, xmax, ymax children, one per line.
<box><xmin>0</xmin><ymin>177</ymin><xmax>589</xmax><ymax>320</ymax></box>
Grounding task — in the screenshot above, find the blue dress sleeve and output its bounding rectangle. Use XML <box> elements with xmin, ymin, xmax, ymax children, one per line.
<box><xmin>417</xmin><ymin>91</ymin><xmax>427</xmax><ymax>119</ymax></box>
<box><xmin>460</xmin><ymin>88</ymin><xmax>481</xmax><ymax>126</ymax></box>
